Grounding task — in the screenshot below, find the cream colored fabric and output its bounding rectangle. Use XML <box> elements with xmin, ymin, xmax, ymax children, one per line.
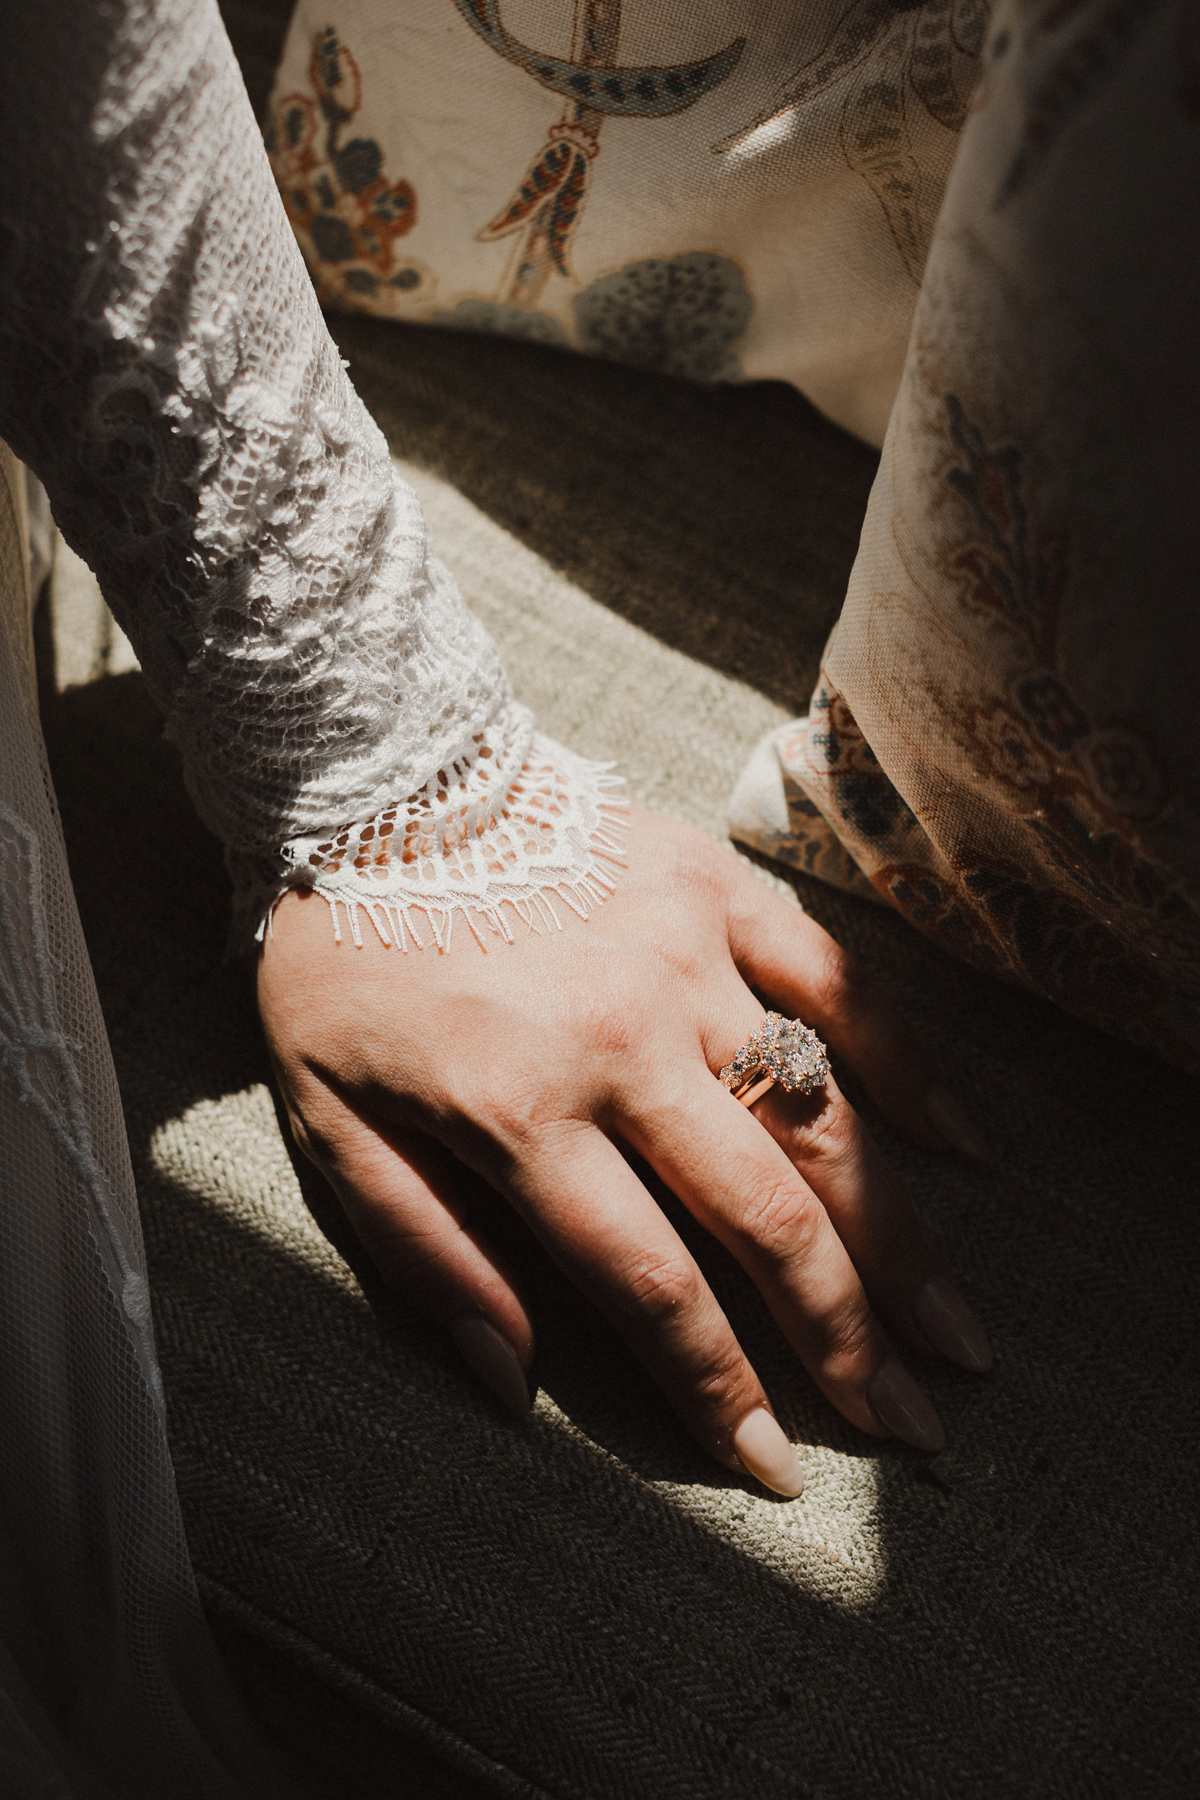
<box><xmin>268</xmin><ymin>0</ymin><xmax>987</xmax><ymax>447</ymax></box>
<box><xmin>49</xmin><ymin>539</ymin><xmax>140</xmax><ymax>690</ymax></box>
<box><xmin>730</xmin><ymin>0</ymin><xmax>1200</xmax><ymax>1072</ymax></box>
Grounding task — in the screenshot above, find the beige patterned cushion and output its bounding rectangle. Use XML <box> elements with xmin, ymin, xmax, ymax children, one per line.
<box><xmin>267</xmin><ymin>0</ymin><xmax>986</xmax><ymax>446</ymax></box>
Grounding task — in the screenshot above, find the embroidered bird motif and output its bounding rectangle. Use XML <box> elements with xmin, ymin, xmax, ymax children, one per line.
<box><xmin>453</xmin><ymin>0</ymin><xmax>744</xmax><ymax>119</ymax></box>
<box><xmin>714</xmin><ymin>0</ymin><xmax>990</xmax><ymax>284</ymax></box>
<box><xmin>456</xmin><ymin>1</ymin><xmax>744</xmax><ymax>305</ymax></box>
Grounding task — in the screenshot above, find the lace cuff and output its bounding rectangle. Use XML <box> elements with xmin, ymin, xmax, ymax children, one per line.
<box><xmin>231</xmin><ymin>704</ymin><xmax>628</xmax><ymax>952</ymax></box>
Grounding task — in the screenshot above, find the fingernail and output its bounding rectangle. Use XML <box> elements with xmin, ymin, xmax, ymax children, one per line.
<box><xmin>731</xmin><ymin>1408</ymin><xmax>806</xmax><ymax>1497</ymax></box>
<box><xmin>912</xmin><ymin>1277</ymin><xmax>993</xmax><ymax>1373</ymax></box>
<box><xmin>867</xmin><ymin>1360</ymin><xmax>946</xmax><ymax>1452</ymax></box>
<box><xmin>450</xmin><ymin>1317</ymin><xmax>531</xmax><ymax>1419</ymax></box>
<box><xmin>926</xmin><ymin>1084</ymin><xmax>988</xmax><ymax>1160</ymax></box>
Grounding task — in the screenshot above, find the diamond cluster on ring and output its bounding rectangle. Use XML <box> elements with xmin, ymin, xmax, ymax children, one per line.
<box><xmin>720</xmin><ymin>1012</ymin><xmax>830</xmax><ymax>1096</ymax></box>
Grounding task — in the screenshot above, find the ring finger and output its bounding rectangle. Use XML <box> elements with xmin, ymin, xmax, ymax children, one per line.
<box><xmin>750</xmin><ymin>1074</ymin><xmax>992</xmax><ymax>1374</ymax></box>
<box><xmin>618</xmin><ymin>1045</ymin><xmax>948</xmax><ymax>1450</ymax></box>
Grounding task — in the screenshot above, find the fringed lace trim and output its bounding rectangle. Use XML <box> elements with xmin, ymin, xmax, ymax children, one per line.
<box><xmin>248</xmin><ymin>730</ymin><xmax>628</xmax><ymax>953</ymax></box>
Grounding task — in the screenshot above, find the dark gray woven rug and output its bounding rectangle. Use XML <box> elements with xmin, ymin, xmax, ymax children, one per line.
<box><xmin>40</xmin><ymin>303</ymin><xmax>1200</xmax><ymax>1798</ymax></box>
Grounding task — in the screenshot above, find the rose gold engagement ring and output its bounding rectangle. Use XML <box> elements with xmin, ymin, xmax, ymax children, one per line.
<box><xmin>719</xmin><ymin>1012</ymin><xmax>830</xmax><ymax>1108</ymax></box>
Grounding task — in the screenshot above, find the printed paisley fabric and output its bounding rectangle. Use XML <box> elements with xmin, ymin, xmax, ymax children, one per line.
<box><xmin>731</xmin><ymin>0</ymin><xmax>1200</xmax><ymax>1072</ymax></box>
<box><xmin>268</xmin><ymin>0</ymin><xmax>991</xmax><ymax>448</ymax></box>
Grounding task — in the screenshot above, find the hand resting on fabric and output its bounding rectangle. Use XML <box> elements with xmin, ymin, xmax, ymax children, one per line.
<box><xmin>258</xmin><ymin>806</ymin><xmax>992</xmax><ymax>1497</ymax></box>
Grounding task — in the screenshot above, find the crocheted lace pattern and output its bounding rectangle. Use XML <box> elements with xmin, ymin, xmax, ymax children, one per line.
<box><xmin>259</xmin><ymin>719</ymin><xmax>628</xmax><ymax>952</ymax></box>
<box><xmin>0</xmin><ymin>0</ymin><xmax>622</xmax><ymax>948</ymax></box>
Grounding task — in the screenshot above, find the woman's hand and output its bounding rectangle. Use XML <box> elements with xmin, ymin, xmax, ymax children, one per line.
<box><xmin>257</xmin><ymin>806</ymin><xmax>990</xmax><ymax>1497</ymax></box>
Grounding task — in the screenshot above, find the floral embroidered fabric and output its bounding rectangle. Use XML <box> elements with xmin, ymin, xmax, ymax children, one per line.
<box><xmin>268</xmin><ymin>0</ymin><xmax>990</xmax><ymax>448</ymax></box>
<box><xmin>0</xmin><ymin>0</ymin><xmax>622</xmax><ymax>956</ymax></box>
<box><xmin>731</xmin><ymin>0</ymin><xmax>1200</xmax><ymax>1073</ymax></box>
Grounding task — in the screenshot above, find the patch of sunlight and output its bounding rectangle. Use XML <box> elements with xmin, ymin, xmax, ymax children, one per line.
<box><xmin>395</xmin><ymin>456</ymin><xmax>789</xmax><ymax>847</ymax></box>
<box><xmin>720</xmin><ymin>109</ymin><xmax>803</xmax><ymax>168</ymax></box>
<box><xmin>155</xmin><ymin>1087</ymin><xmax>886</xmax><ymax>1607</ymax></box>
<box><xmin>534</xmin><ymin>1391</ymin><xmax>888</xmax><ymax>1611</ymax></box>
<box><xmin>148</xmin><ymin>1085</ymin><xmax>360</xmax><ymax>1296</ymax></box>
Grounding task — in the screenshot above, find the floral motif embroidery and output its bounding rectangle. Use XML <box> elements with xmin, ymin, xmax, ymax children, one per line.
<box><xmin>964</xmin><ymin>701</ymin><xmax>1057</xmax><ymax>792</ymax></box>
<box><xmin>876</xmin><ymin>847</ymin><xmax>1200</xmax><ymax>1066</ymax></box>
<box><xmin>932</xmin><ymin>393</ymin><xmax>1171</xmax><ymax>838</ymax></box>
<box><xmin>764</xmin><ymin>386</ymin><xmax>1199</xmax><ymax>1066</ymax></box>
<box><xmin>1082</xmin><ymin>726</ymin><xmax>1167</xmax><ymax>820</ymax></box>
<box><xmin>1015</xmin><ymin>672</ymin><xmax>1090</xmax><ymax>750</ymax></box>
<box><xmin>266</xmin><ymin>29</ymin><xmax>431</xmax><ymax>312</ymax></box>
<box><xmin>454</xmin><ymin>1</ymin><xmax>744</xmax><ymax>308</ymax></box>
<box><xmin>778</xmin><ymin>709</ymin><xmax>1200</xmax><ymax>1063</ymax></box>
<box><xmin>432</xmin><ymin>252</ymin><xmax>755</xmax><ymax>380</ymax></box>
<box><xmin>783</xmin><ymin>675</ymin><xmax>927</xmax><ymax>858</ymax></box>
<box><xmin>716</xmin><ymin>0</ymin><xmax>990</xmax><ymax>283</ymax></box>
<box><xmin>943</xmin><ymin>391</ymin><xmax>1038</xmax><ymax>615</ymax></box>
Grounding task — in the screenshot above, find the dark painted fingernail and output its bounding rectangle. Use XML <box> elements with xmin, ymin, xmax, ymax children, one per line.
<box><xmin>926</xmin><ymin>1084</ymin><xmax>988</xmax><ymax>1160</ymax></box>
<box><xmin>732</xmin><ymin>1408</ymin><xmax>805</xmax><ymax>1497</ymax></box>
<box><xmin>867</xmin><ymin>1360</ymin><xmax>946</xmax><ymax>1452</ymax></box>
<box><xmin>450</xmin><ymin>1317</ymin><xmax>531</xmax><ymax>1418</ymax></box>
<box><xmin>913</xmin><ymin>1277</ymin><xmax>993</xmax><ymax>1373</ymax></box>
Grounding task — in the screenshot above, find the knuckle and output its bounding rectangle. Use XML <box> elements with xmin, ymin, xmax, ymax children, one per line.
<box><xmin>584</xmin><ymin>993</ymin><xmax>640</xmax><ymax>1060</ymax></box>
<box><xmin>617</xmin><ymin>1251</ymin><xmax>701</xmax><ymax>1327</ymax></box>
<box><xmin>785</xmin><ymin>1093</ymin><xmax>860</xmax><ymax>1172</ymax></box>
<box><xmin>685</xmin><ymin>1341</ymin><xmax>752</xmax><ymax>1413</ymax></box>
<box><xmin>737</xmin><ymin>1173</ymin><xmax>822</xmax><ymax>1263</ymax></box>
<box><xmin>445</xmin><ymin>1074</ymin><xmax>589</xmax><ymax>1186</ymax></box>
<box><xmin>650</xmin><ymin>937</ymin><xmax>707</xmax><ymax>990</ymax></box>
<box><xmin>656</xmin><ymin>833</ymin><xmax>732</xmax><ymax>925</ymax></box>
<box><xmin>817</xmin><ymin>1295</ymin><xmax>878</xmax><ymax>1379</ymax></box>
<box><xmin>284</xmin><ymin>1103</ymin><xmax>338</xmax><ymax>1171</ymax></box>
<box><xmin>595</xmin><ymin>1016</ymin><xmax>636</xmax><ymax>1061</ymax></box>
<box><xmin>469</xmin><ymin>1073</ymin><xmax>561</xmax><ymax>1152</ymax></box>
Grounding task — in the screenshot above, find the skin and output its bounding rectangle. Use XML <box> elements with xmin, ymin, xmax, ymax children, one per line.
<box><xmin>258</xmin><ymin>805</ymin><xmax>989</xmax><ymax>1475</ymax></box>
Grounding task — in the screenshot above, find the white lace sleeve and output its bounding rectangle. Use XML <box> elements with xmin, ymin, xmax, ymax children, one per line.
<box><xmin>0</xmin><ymin>0</ymin><xmax>625</xmax><ymax>951</ymax></box>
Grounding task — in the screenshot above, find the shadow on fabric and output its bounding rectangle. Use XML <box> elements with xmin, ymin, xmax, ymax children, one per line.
<box><xmin>39</xmin><ymin>622</ymin><xmax>1200</xmax><ymax>1800</ymax></box>
<box><xmin>330</xmin><ymin>313</ymin><xmax>877</xmax><ymax>720</ymax></box>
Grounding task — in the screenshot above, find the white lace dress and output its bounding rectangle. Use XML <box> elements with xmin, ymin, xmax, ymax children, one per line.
<box><xmin>2</xmin><ymin>0</ymin><xmax>626</xmax><ymax>962</ymax></box>
<box><xmin>0</xmin><ymin>0</ymin><xmax>620</xmax><ymax>1790</ymax></box>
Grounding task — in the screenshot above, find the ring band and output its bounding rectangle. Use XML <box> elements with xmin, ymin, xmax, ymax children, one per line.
<box><xmin>719</xmin><ymin>1011</ymin><xmax>830</xmax><ymax>1107</ymax></box>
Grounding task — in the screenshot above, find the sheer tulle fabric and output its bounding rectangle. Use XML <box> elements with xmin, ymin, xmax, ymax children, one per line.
<box><xmin>0</xmin><ymin>449</ymin><xmax>305</xmax><ymax>1795</ymax></box>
